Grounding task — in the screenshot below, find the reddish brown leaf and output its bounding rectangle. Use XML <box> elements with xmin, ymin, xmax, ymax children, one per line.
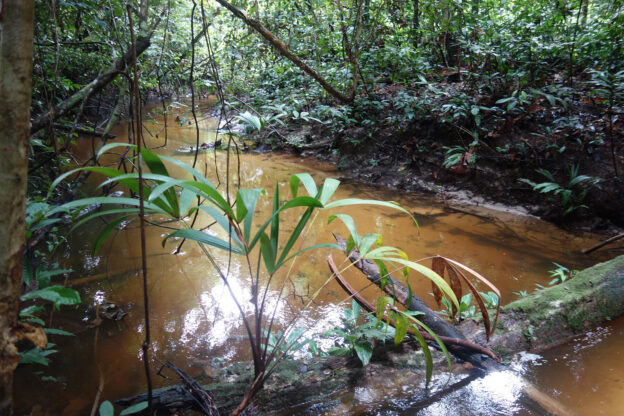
<box><xmin>431</xmin><ymin>256</ymin><xmax>445</xmax><ymax>308</ymax></box>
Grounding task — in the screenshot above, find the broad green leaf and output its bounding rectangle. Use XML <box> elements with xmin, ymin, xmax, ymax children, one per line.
<box><xmin>271</xmin><ymin>184</ymin><xmax>280</xmax><ymax>256</ymax></box>
<box><xmin>93</xmin><ymin>215</ymin><xmax>133</xmax><ymax>254</ymax></box>
<box><xmin>319</xmin><ymin>178</ymin><xmax>340</xmax><ymax>204</ymax></box>
<box><xmin>192</xmin><ymin>206</ymin><xmax>243</xmax><ymax>249</ymax></box>
<box><xmin>328</xmin><ymin>214</ymin><xmax>361</xmax><ymax>247</ymax></box>
<box><xmin>247</xmin><ymin>196</ymin><xmax>323</xmax><ymax>253</ymax></box>
<box><xmin>178</xmin><ymin>188</ymin><xmax>196</xmax><ymax>217</ymax></box>
<box><xmin>21</xmin><ymin>286</ymin><xmax>81</xmax><ymax>309</ymax></box>
<box><xmin>291</xmin><ymin>173</ymin><xmax>318</xmax><ymax>197</ymax></box>
<box><xmin>376</xmin><ymin>296</ymin><xmax>393</xmax><ymax>321</ymax></box>
<box><xmin>368</xmin><ymin>256</ymin><xmax>459</xmax><ymax>309</ymax></box>
<box><xmin>96</xmin><ymin>142</ymin><xmax>137</xmax><ymax>159</ymax></box>
<box><xmin>99</xmin><ymin>401</ymin><xmax>114</xmax><ymax>416</ymax></box>
<box><xmin>410</xmin><ymin>323</ymin><xmax>434</xmax><ymax>385</ymax></box>
<box><xmin>70</xmin><ymin>208</ymin><xmax>140</xmax><ymax>233</ymax></box>
<box><xmin>354</xmin><ymin>340</ymin><xmax>373</xmax><ymax>366</ymax></box>
<box><xmin>50</xmin><ymin>197</ymin><xmax>164</xmax><ymax>216</ymax></box>
<box><xmin>159</xmin><ymin>155</ymin><xmax>214</xmax><ymax>186</ymax></box>
<box><xmin>177</xmin><ymin>181</ymin><xmax>234</xmax><ymax>217</ymax></box>
<box><xmin>99</xmin><ymin>400</ymin><xmax>115</xmax><ymax>416</ymax></box>
<box><xmin>358</xmin><ymin>233</ymin><xmax>381</xmax><ymax>258</ymax></box>
<box><xmin>237</xmin><ymin>188</ymin><xmax>264</xmax><ymax>243</ymax></box>
<box><xmin>276</xmin><ymin>243</ymin><xmax>343</xmax><ymax>270</ymax></box>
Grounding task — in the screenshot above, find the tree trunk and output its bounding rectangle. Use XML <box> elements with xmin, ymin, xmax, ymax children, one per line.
<box><xmin>412</xmin><ymin>0</ymin><xmax>419</xmax><ymax>47</ymax></box>
<box><xmin>0</xmin><ymin>1</ymin><xmax>35</xmax><ymax>415</ymax></box>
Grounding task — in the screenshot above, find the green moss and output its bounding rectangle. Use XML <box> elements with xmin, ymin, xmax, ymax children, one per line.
<box><xmin>491</xmin><ymin>344</ymin><xmax>512</xmax><ymax>360</ymax></box>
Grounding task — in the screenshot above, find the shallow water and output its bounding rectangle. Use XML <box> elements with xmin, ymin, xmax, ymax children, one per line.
<box><xmin>15</xmin><ymin>101</ymin><xmax>623</xmax><ymax>415</ymax></box>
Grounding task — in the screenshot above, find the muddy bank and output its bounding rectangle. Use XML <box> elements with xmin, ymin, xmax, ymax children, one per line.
<box><xmin>118</xmin><ymin>255</ymin><xmax>624</xmax><ymax>415</ymax></box>
<box><xmin>262</xmin><ymin>110</ymin><xmax>624</xmax><ymax>234</ymax></box>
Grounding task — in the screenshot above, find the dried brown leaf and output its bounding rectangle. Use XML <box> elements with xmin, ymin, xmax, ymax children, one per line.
<box><xmin>14</xmin><ymin>322</ymin><xmax>47</xmax><ymax>348</ymax></box>
<box><xmin>431</xmin><ymin>256</ymin><xmax>445</xmax><ymax>307</ymax></box>
<box><xmin>443</xmin><ymin>257</ymin><xmax>501</xmax><ymax>339</ymax></box>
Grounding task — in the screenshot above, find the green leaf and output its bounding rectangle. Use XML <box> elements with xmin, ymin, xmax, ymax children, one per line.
<box><xmin>43</xmin><ymin>328</ymin><xmax>75</xmax><ymax>336</ymax></box>
<box><xmin>192</xmin><ymin>206</ymin><xmax>243</xmax><ymax>248</ymax></box>
<box><xmin>319</xmin><ymin>178</ymin><xmax>340</xmax><ymax>205</ymax></box>
<box><xmin>393</xmin><ymin>312</ymin><xmax>408</xmax><ymax>346</ymax></box>
<box><xmin>99</xmin><ymin>401</ymin><xmax>114</xmax><ymax>416</ymax></box>
<box><xmin>354</xmin><ymin>340</ymin><xmax>373</xmax><ymax>366</ymax></box>
<box><xmin>70</xmin><ymin>208</ymin><xmax>140</xmax><ymax>233</ymax></box>
<box><xmin>247</xmin><ymin>196</ymin><xmax>323</xmax><ymax>253</ymax></box>
<box><xmin>94</xmin><ymin>215</ymin><xmax>133</xmax><ymax>254</ymax></box>
<box><xmin>260</xmin><ymin>232</ymin><xmax>276</xmax><ymax>274</ymax></box>
<box><xmin>324</xmin><ymin>198</ymin><xmax>417</xmax><ymax>228</ymax></box>
<box><xmin>328</xmin><ymin>214</ymin><xmax>361</xmax><ymax>247</ymax></box>
<box><xmin>270</xmin><ymin>184</ymin><xmax>280</xmax><ymax>256</ymax></box>
<box><xmin>236</xmin><ymin>188</ymin><xmax>264</xmax><ymax>243</ymax></box>
<box><xmin>376</xmin><ymin>296</ymin><xmax>393</xmax><ymax>321</ymax></box>
<box><xmin>119</xmin><ymin>401</ymin><xmax>148</xmax><ymax>415</ymax></box>
<box><xmin>277</xmin><ymin>243</ymin><xmax>343</xmax><ymax>269</ymax></box>
<box><xmin>163</xmin><ymin>229</ymin><xmax>244</xmax><ymax>254</ymax></box>
<box><xmin>51</xmin><ymin>197</ymin><xmax>164</xmax><ymax>216</ymax></box>
<box><xmin>19</xmin><ymin>348</ymin><xmax>56</xmax><ymax>366</ymax></box>
<box><xmin>291</xmin><ymin>173</ymin><xmax>318</xmax><ymax>197</ymax></box>
<box><xmin>411</xmin><ymin>323</ymin><xmax>434</xmax><ymax>385</ymax></box>
<box><xmin>21</xmin><ymin>286</ymin><xmax>81</xmax><ymax>309</ymax></box>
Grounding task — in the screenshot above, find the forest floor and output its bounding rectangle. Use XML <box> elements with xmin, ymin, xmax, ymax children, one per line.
<box><xmin>252</xmin><ymin>80</ymin><xmax>624</xmax><ymax>236</ymax></box>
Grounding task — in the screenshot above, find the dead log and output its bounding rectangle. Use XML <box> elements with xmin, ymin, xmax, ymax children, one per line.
<box><xmin>333</xmin><ymin>234</ymin><xmax>497</xmax><ymax>369</ymax></box>
<box><xmin>327</xmin><ymin>254</ymin><xmax>500</xmax><ymax>361</ymax></box>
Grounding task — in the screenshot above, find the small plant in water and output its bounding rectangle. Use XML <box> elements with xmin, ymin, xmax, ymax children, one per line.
<box><xmin>440</xmin><ymin>293</ymin><xmax>476</xmax><ymax>320</ymax></box>
<box><xmin>325</xmin><ymin>300</ymin><xmax>396</xmax><ymax>366</ymax></box>
<box><xmin>513</xmin><ymin>290</ymin><xmax>529</xmax><ymax>298</ymax></box>
<box><xmin>547</xmin><ymin>262</ymin><xmax>577</xmax><ymax>285</ymax></box>
<box><xmin>479</xmin><ymin>291</ymin><xmax>499</xmax><ymax>309</ymax></box>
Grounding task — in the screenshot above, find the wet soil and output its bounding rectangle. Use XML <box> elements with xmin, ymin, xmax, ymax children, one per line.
<box><xmin>259</xmin><ymin>84</ymin><xmax>624</xmax><ymax>236</ymax></box>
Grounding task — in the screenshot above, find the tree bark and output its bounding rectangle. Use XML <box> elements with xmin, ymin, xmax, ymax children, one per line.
<box><xmin>0</xmin><ymin>1</ymin><xmax>35</xmax><ymax>415</ymax></box>
<box><xmin>412</xmin><ymin>0</ymin><xmax>419</xmax><ymax>47</ymax></box>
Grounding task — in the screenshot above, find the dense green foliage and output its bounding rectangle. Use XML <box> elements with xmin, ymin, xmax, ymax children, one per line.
<box><xmin>29</xmin><ymin>0</ymin><xmax>623</xmax><ymax>222</ymax></box>
<box><xmin>18</xmin><ymin>0</ymin><xmax>623</xmax><ymax>413</ymax></box>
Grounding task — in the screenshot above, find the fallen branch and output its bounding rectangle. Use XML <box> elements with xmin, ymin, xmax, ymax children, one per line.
<box><xmin>156</xmin><ymin>360</ymin><xmax>219</xmax><ymax>416</ymax></box>
<box><xmin>327</xmin><ymin>255</ymin><xmax>500</xmax><ymax>362</ymax></box>
<box><xmin>332</xmin><ymin>234</ymin><xmax>492</xmax><ymax>368</ymax></box>
<box><xmin>30</xmin><ymin>16</ymin><xmax>160</xmax><ymax>135</ymax></box>
<box><xmin>582</xmin><ymin>233</ymin><xmax>624</xmax><ymax>254</ymax></box>
<box><xmin>52</xmin><ymin>123</ymin><xmax>116</xmax><ymax>139</ymax></box>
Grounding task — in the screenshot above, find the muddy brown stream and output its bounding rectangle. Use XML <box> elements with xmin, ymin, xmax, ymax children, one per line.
<box><xmin>15</xmin><ymin>103</ymin><xmax>623</xmax><ymax>415</ymax></box>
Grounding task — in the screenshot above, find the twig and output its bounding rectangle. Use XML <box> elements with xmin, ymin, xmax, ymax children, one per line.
<box><xmin>582</xmin><ymin>233</ymin><xmax>624</xmax><ymax>254</ymax></box>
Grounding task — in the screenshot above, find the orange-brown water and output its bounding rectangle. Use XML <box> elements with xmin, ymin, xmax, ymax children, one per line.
<box><xmin>15</xmin><ymin>102</ymin><xmax>623</xmax><ymax>415</ymax></box>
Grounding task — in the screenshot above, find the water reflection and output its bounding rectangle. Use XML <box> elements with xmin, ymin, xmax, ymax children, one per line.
<box><xmin>13</xmin><ymin>101</ymin><xmax>617</xmax><ymax>415</ymax></box>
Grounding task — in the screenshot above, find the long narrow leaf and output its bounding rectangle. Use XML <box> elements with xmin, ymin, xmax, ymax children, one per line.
<box><xmin>163</xmin><ymin>229</ymin><xmax>244</xmax><ymax>254</ymax></box>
